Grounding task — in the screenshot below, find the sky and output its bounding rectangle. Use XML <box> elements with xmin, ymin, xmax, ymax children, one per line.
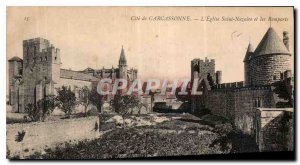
<box><xmin>7</xmin><ymin>7</ymin><xmax>294</xmax><ymax>85</ymax></box>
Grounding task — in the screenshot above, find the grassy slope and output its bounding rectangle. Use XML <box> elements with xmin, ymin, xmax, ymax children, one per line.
<box><xmin>27</xmin><ymin>114</ymin><xmax>232</xmax><ymax>159</ymax></box>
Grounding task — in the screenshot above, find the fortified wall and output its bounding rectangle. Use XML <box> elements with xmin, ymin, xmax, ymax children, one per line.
<box><xmin>255</xmin><ymin>108</ymin><xmax>294</xmax><ymax>152</ymax></box>
<box><xmin>6</xmin><ymin>116</ymin><xmax>100</xmax><ymax>158</ymax></box>
<box><xmin>203</xmin><ymin>84</ymin><xmax>275</xmax><ymax>135</ymax></box>
<box><xmin>191</xmin><ymin>27</ymin><xmax>293</xmax><ymax>138</ymax></box>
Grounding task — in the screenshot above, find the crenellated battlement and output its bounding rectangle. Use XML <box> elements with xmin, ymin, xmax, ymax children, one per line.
<box><xmin>191</xmin><ymin>57</ymin><xmax>216</xmax><ymax>82</ymax></box>
<box><xmin>212</xmin><ymin>81</ymin><xmax>272</xmax><ymax>91</ymax></box>
<box><xmin>192</xmin><ymin>57</ymin><xmax>215</xmax><ymax>65</ymax></box>
<box><xmin>214</xmin><ymin>81</ymin><xmax>244</xmax><ymax>89</ymax></box>
<box><xmin>23</xmin><ymin>37</ymin><xmax>50</xmax><ymax>46</ymax></box>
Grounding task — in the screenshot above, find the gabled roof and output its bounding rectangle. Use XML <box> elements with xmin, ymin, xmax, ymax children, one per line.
<box><xmin>8</xmin><ymin>56</ymin><xmax>23</xmax><ymax>62</ymax></box>
<box><xmin>60</xmin><ymin>69</ymin><xmax>99</xmax><ymax>82</ymax></box>
<box><xmin>254</xmin><ymin>27</ymin><xmax>290</xmax><ymax>57</ymax></box>
<box><xmin>243</xmin><ymin>43</ymin><xmax>254</xmax><ymax>62</ymax></box>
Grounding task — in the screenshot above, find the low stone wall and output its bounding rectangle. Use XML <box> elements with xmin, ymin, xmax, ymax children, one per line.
<box><xmin>255</xmin><ymin>108</ymin><xmax>294</xmax><ymax>152</ymax></box>
<box><xmin>7</xmin><ymin>116</ymin><xmax>99</xmax><ymax>158</ymax></box>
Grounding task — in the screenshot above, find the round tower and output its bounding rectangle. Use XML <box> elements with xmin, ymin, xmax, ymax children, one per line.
<box><xmin>8</xmin><ymin>56</ymin><xmax>23</xmax><ymax>86</ymax></box>
<box><xmin>8</xmin><ymin>56</ymin><xmax>23</xmax><ymax>106</ymax></box>
<box><xmin>249</xmin><ymin>27</ymin><xmax>291</xmax><ymax>86</ymax></box>
<box><xmin>216</xmin><ymin>70</ymin><xmax>222</xmax><ymax>85</ymax></box>
<box><xmin>243</xmin><ymin>43</ymin><xmax>254</xmax><ymax>86</ymax></box>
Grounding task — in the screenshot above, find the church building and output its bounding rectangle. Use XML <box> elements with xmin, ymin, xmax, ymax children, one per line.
<box><xmin>8</xmin><ymin>38</ymin><xmax>137</xmax><ymax>113</ymax></box>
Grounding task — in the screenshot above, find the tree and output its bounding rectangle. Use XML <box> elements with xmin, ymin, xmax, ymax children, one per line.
<box><xmin>24</xmin><ymin>103</ymin><xmax>39</xmax><ymax>122</ymax></box>
<box><xmin>141</xmin><ymin>82</ymin><xmax>156</xmax><ymax>113</ymax></box>
<box><xmin>272</xmin><ymin>81</ymin><xmax>293</xmax><ymax>108</ymax></box>
<box><xmin>24</xmin><ymin>96</ymin><xmax>55</xmax><ymax>122</ymax></box>
<box><xmin>56</xmin><ymin>86</ymin><xmax>77</xmax><ymax>118</ymax></box>
<box><xmin>79</xmin><ymin>86</ymin><xmax>91</xmax><ymax>116</ymax></box>
<box><xmin>37</xmin><ymin>96</ymin><xmax>56</xmax><ymax>121</ymax></box>
<box><xmin>89</xmin><ymin>87</ymin><xmax>103</xmax><ymax>113</ymax></box>
<box><xmin>110</xmin><ymin>95</ymin><xmax>140</xmax><ymax>127</ymax></box>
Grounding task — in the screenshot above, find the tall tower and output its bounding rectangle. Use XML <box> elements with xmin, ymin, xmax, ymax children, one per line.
<box><xmin>191</xmin><ymin>57</ymin><xmax>215</xmax><ymax>83</ymax></box>
<box><xmin>118</xmin><ymin>46</ymin><xmax>127</xmax><ymax>80</ymax></box>
<box><xmin>249</xmin><ymin>27</ymin><xmax>291</xmax><ymax>86</ymax></box>
<box><xmin>8</xmin><ymin>56</ymin><xmax>23</xmax><ymax>111</ymax></box>
<box><xmin>22</xmin><ymin>38</ymin><xmax>61</xmax><ymax>110</ymax></box>
<box><xmin>215</xmin><ymin>70</ymin><xmax>222</xmax><ymax>85</ymax></box>
<box><xmin>8</xmin><ymin>56</ymin><xmax>23</xmax><ymax>88</ymax></box>
<box><xmin>243</xmin><ymin>43</ymin><xmax>254</xmax><ymax>86</ymax></box>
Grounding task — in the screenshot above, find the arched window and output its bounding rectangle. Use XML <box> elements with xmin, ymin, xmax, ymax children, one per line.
<box><xmin>40</xmin><ymin>57</ymin><xmax>43</xmax><ymax>62</ymax></box>
<box><xmin>45</xmin><ymin>57</ymin><xmax>47</xmax><ymax>61</ymax></box>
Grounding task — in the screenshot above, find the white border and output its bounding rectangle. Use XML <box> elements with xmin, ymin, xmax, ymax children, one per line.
<box><xmin>1</xmin><ymin>0</ymin><xmax>299</xmax><ymax>164</ymax></box>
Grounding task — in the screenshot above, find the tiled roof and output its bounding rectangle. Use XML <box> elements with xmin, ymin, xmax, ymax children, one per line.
<box><xmin>254</xmin><ymin>27</ymin><xmax>290</xmax><ymax>57</ymax></box>
<box><xmin>60</xmin><ymin>69</ymin><xmax>99</xmax><ymax>82</ymax></box>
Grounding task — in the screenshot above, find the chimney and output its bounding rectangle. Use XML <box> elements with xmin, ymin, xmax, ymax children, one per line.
<box><xmin>283</xmin><ymin>31</ymin><xmax>289</xmax><ymax>51</ymax></box>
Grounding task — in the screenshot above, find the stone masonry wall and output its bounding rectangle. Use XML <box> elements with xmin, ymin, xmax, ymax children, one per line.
<box><xmin>204</xmin><ymin>90</ymin><xmax>235</xmax><ymax>121</ymax></box>
<box><xmin>191</xmin><ymin>58</ymin><xmax>215</xmax><ymax>81</ymax></box>
<box><xmin>255</xmin><ymin>108</ymin><xmax>294</xmax><ymax>152</ymax></box>
<box><xmin>249</xmin><ymin>54</ymin><xmax>291</xmax><ymax>86</ymax></box>
<box><xmin>6</xmin><ymin>116</ymin><xmax>100</xmax><ymax>158</ymax></box>
<box><xmin>22</xmin><ymin>38</ymin><xmax>61</xmax><ymax>112</ymax></box>
<box><xmin>203</xmin><ymin>87</ymin><xmax>275</xmax><ymax>135</ymax></box>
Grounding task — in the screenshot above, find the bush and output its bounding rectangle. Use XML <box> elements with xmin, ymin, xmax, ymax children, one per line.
<box><xmin>24</xmin><ymin>104</ymin><xmax>39</xmax><ymax>122</ymax></box>
<box><xmin>87</xmin><ymin>108</ymin><xmax>99</xmax><ymax>116</ymax></box>
<box><xmin>15</xmin><ymin>130</ymin><xmax>26</xmax><ymax>142</ymax></box>
<box><xmin>34</xmin><ymin>126</ymin><xmax>229</xmax><ymax>159</ymax></box>
<box><xmin>201</xmin><ymin>108</ymin><xmax>211</xmax><ymax>115</ymax></box>
<box><xmin>56</xmin><ymin>86</ymin><xmax>77</xmax><ymax>117</ymax></box>
<box><xmin>213</xmin><ymin>123</ymin><xmax>233</xmax><ymax>135</ymax></box>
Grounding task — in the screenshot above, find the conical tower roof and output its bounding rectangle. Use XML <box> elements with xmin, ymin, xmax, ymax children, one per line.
<box><xmin>243</xmin><ymin>43</ymin><xmax>254</xmax><ymax>62</ymax></box>
<box><xmin>119</xmin><ymin>45</ymin><xmax>127</xmax><ymax>65</ymax></box>
<box><xmin>254</xmin><ymin>27</ymin><xmax>290</xmax><ymax>57</ymax></box>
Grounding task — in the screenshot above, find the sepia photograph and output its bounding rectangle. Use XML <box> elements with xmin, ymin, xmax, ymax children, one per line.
<box><xmin>5</xmin><ymin>6</ymin><xmax>295</xmax><ymax>160</ymax></box>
